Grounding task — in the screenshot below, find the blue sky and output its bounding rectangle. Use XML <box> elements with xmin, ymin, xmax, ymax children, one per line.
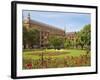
<box><xmin>23</xmin><ymin>10</ymin><xmax>91</xmax><ymax>32</ymax></box>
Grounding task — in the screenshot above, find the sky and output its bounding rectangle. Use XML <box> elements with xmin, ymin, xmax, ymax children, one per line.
<box><xmin>23</xmin><ymin>10</ymin><xmax>91</xmax><ymax>32</ymax></box>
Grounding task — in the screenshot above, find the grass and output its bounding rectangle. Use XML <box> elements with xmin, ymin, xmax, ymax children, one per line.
<box><xmin>23</xmin><ymin>49</ymin><xmax>90</xmax><ymax>69</ymax></box>
<box><xmin>23</xmin><ymin>49</ymin><xmax>87</xmax><ymax>60</ymax></box>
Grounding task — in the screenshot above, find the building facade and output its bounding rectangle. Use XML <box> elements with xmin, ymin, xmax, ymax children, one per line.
<box><xmin>66</xmin><ymin>32</ymin><xmax>76</xmax><ymax>41</ymax></box>
<box><xmin>23</xmin><ymin>14</ymin><xmax>65</xmax><ymax>48</ymax></box>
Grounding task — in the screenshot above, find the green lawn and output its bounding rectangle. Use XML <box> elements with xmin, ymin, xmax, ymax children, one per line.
<box><xmin>23</xmin><ymin>49</ymin><xmax>88</xmax><ymax>60</ymax></box>
<box><xmin>23</xmin><ymin>49</ymin><xmax>90</xmax><ymax>69</ymax></box>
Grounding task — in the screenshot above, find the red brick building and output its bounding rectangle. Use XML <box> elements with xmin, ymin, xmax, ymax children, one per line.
<box><xmin>23</xmin><ymin>14</ymin><xmax>65</xmax><ymax>48</ymax></box>
<box><xmin>66</xmin><ymin>32</ymin><xmax>76</xmax><ymax>41</ymax></box>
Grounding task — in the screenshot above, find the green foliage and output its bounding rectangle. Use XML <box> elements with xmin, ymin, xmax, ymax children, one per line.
<box><xmin>76</xmin><ymin>24</ymin><xmax>91</xmax><ymax>51</ymax></box>
<box><xmin>23</xmin><ymin>27</ymin><xmax>39</xmax><ymax>49</ymax></box>
<box><xmin>23</xmin><ymin>26</ymin><xmax>29</xmax><ymax>48</ymax></box>
<box><xmin>64</xmin><ymin>24</ymin><xmax>91</xmax><ymax>52</ymax></box>
<box><xmin>49</xmin><ymin>36</ymin><xmax>64</xmax><ymax>49</ymax></box>
<box><xmin>27</xmin><ymin>28</ymin><xmax>39</xmax><ymax>45</ymax></box>
<box><xmin>64</xmin><ymin>39</ymin><xmax>71</xmax><ymax>48</ymax></box>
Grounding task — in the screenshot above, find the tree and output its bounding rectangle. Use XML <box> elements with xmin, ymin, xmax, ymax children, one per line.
<box><xmin>23</xmin><ymin>27</ymin><xmax>40</xmax><ymax>49</ymax></box>
<box><xmin>27</xmin><ymin>28</ymin><xmax>40</xmax><ymax>48</ymax></box>
<box><xmin>49</xmin><ymin>36</ymin><xmax>64</xmax><ymax>50</ymax></box>
<box><xmin>77</xmin><ymin>24</ymin><xmax>91</xmax><ymax>52</ymax></box>
<box><xmin>74</xmin><ymin>34</ymin><xmax>79</xmax><ymax>48</ymax></box>
<box><xmin>77</xmin><ymin>32</ymin><xmax>85</xmax><ymax>49</ymax></box>
<box><xmin>23</xmin><ymin>26</ymin><xmax>29</xmax><ymax>49</ymax></box>
<box><xmin>64</xmin><ymin>39</ymin><xmax>71</xmax><ymax>49</ymax></box>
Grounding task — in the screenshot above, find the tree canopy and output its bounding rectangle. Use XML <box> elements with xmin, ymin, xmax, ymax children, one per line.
<box><xmin>64</xmin><ymin>24</ymin><xmax>91</xmax><ymax>52</ymax></box>
<box><xmin>49</xmin><ymin>36</ymin><xmax>64</xmax><ymax>50</ymax></box>
<box><xmin>23</xmin><ymin>27</ymin><xmax>39</xmax><ymax>49</ymax></box>
<box><xmin>77</xmin><ymin>24</ymin><xmax>91</xmax><ymax>50</ymax></box>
